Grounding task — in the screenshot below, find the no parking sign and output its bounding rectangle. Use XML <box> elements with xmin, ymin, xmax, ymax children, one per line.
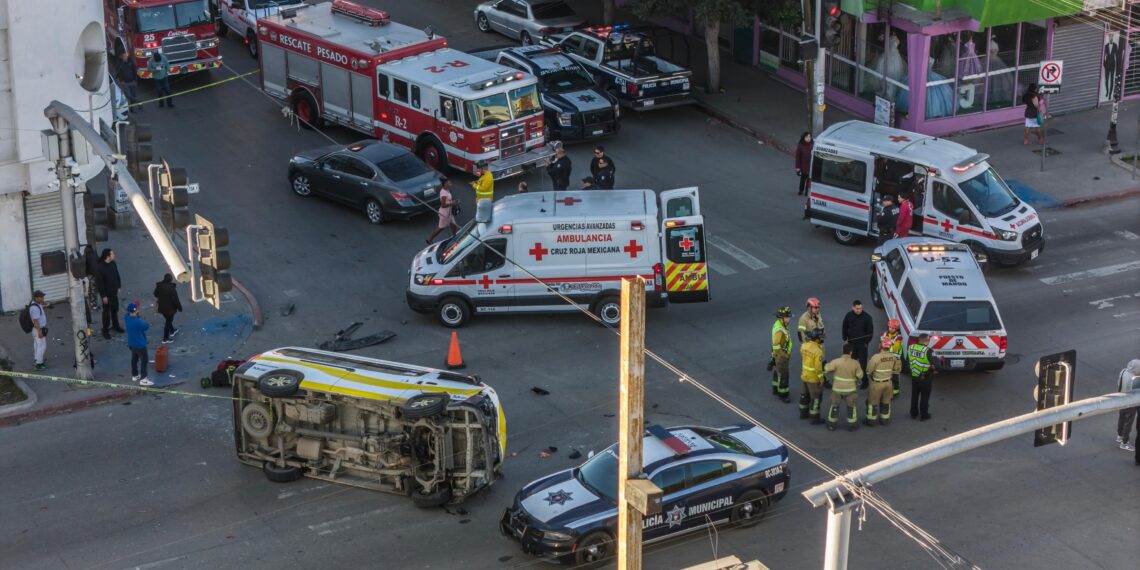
<box><xmin>1039</xmin><ymin>60</ymin><xmax>1062</xmax><ymax>94</ymax></box>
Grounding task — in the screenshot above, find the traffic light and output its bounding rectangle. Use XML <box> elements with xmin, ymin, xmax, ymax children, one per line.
<box><xmin>157</xmin><ymin>158</ymin><xmax>191</xmax><ymax>234</ymax></box>
<box><xmin>83</xmin><ymin>190</ymin><xmax>109</xmax><ymax>243</ymax></box>
<box><xmin>822</xmin><ymin>1</ymin><xmax>841</xmax><ymax>50</ymax></box>
<box><xmin>194</xmin><ymin>213</ymin><xmax>232</xmax><ymax>309</ymax></box>
<box><xmin>123</xmin><ymin>123</ymin><xmax>153</xmax><ymax>182</ymax></box>
<box><xmin>1033</xmin><ymin>350</ymin><xmax>1077</xmax><ymax>447</ymax></box>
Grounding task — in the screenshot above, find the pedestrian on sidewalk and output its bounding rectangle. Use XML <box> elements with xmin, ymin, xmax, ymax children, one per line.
<box><xmin>427</xmin><ymin>177</ymin><xmax>459</xmax><ymax>243</ymax></box>
<box><xmin>1022</xmin><ymin>84</ymin><xmax>1045</xmax><ymax>145</ymax></box>
<box><xmin>125</xmin><ymin>302</ymin><xmax>152</xmax><ymax>385</ymax></box>
<box><xmin>895</xmin><ymin>191</ymin><xmax>914</xmax><ymax>238</ymax></box>
<box><xmin>547</xmin><ymin>145</ymin><xmax>571</xmax><ymax>190</ymax></box>
<box><xmin>28</xmin><ymin>290</ymin><xmax>48</xmax><ymax>370</ymax></box>
<box><xmin>96</xmin><ymin>248</ymin><xmax>124</xmax><ymax>340</ymax></box>
<box><xmin>152</xmin><ymin>273</ymin><xmax>182</xmax><ymax>344</ymax></box>
<box><xmin>471</xmin><ymin>161</ymin><xmax>494</xmax><ymax>203</ymax></box>
<box><xmin>841</xmin><ymin>300</ymin><xmax>874</xmax><ymax>384</ymax></box>
<box><xmin>1116</xmin><ymin>359</ymin><xmax>1140</xmax><ymax>451</ymax></box>
<box><xmin>593</xmin><ymin>157</ymin><xmax>615</xmax><ymax>189</ymax></box>
<box><xmin>795</xmin><ymin>132</ymin><xmax>813</xmax><ymax>196</ymax></box>
<box><xmin>114</xmin><ymin>50</ymin><xmax>140</xmax><ymax>112</ymax></box>
<box><xmin>590</xmin><ymin>146</ymin><xmax>616</xmax><ymax>180</ymax></box>
<box><xmin>876</xmin><ymin>194</ymin><xmax>898</xmax><ymax>245</ymax></box>
<box><xmin>148</xmin><ymin>51</ymin><xmax>173</xmax><ymax>108</ymax></box>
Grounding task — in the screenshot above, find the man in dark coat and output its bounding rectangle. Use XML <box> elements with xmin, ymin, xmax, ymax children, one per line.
<box><xmin>877</xmin><ymin>194</ymin><xmax>898</xmax><ymax>245</ymax></box>
<box><xmin>590</xmin><ymin>146</ymin><xmax>616</xmax><ymax>179</ymax></box>
<box><xmin>153</xmin><ymin>273</ymin><xmax>183</xmax><ymax>343</ymax></box>
<box><xmin>95</xmin><ymin>248</ymin><xmax>124</xmax><ymax>339</ymax></box>
<box><xmin>841</xmin><ymin>300</ymin><xmax>875</xmax><ymax>387</ymax></box>
<box><xmin>593</xmin><ymin>157</ymin><xmax>615</xmax><ymax>190</ymax></box>
<box><xmin>547</xmin><ymin>145</ymin><xmax>571</xmax><ymax>190</ymax></box>
<box><xmin>114</xmin><ymin>50</ymin><xmax>140</xmax><ymax>111</ymax></box>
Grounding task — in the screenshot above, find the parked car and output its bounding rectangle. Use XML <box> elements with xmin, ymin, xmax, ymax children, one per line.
<box><xmin>475</xmin><ymin>0</ymin><xmax>585</xmax><ymax>45</ymax></box>
<box><xmin>287</xmin><ymin>140</ymin><xmax>443</xmax><ymax>224</ymax></box>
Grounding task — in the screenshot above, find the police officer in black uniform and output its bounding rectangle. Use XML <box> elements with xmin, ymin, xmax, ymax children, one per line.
<box><xmin>876</xmin><ymin>194</ymin><xmax>898</xmax><ymax>245</ymax></box>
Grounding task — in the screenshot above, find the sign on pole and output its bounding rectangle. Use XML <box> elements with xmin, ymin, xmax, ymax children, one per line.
<box><xmin>1038</xmin><ymin>60</ymin><xmax>1063</xmax><ymax>94</ymax></box>
<box><xmin>1033</xmin><ymin>350</ymin><xmax>1076</xmax><ymax>447</ymax></box>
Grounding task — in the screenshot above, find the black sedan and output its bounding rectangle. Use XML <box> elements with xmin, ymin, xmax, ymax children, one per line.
<box><xmin>288</xmin><ymin>140</ymin><xmax>444</xmax><ymax>224</ymax></box>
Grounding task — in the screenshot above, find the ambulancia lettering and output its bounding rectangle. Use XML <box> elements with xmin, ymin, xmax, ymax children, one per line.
<box><xmin>556</xmin><ymin>233</ymin><xmax>613</xmax><ymax>243</ymax></box>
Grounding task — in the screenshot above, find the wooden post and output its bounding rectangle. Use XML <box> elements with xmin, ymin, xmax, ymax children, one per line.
<box><xmin>617</xmin><ymin>277</ymin><xmax>646</xmax><ymax>570</ymax></box>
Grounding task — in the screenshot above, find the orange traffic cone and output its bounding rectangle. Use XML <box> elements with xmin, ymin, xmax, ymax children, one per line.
<box><xmin>446</xmin><ymin>331</ymin><xmax>465</xmax><ymax>369</ymax></box>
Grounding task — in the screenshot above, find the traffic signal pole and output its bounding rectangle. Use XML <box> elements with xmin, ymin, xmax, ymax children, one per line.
<box><xmin>44</xmin><ymin>101</ymin><xmax>190</xmax><ymax>283</ymax></box>
<box><xmin>802</xmin><ymin>390</ymin><xmax>1140</xmax><ymax>570</ymax></box>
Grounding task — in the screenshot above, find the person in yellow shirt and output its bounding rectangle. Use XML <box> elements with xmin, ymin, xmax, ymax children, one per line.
<box><xmin>471</xmin><ymin>161</ymin><xmax>494</xmax><ymax>203</ymax></box>
<box><xmin>799</xmin><ymin>328</ymin><xmax>825</xmax><ymax>424</ymax></box>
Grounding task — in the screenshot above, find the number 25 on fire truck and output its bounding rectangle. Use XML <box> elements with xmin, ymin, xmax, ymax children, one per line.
<box><xmin>257</xmin><ymin>1</ymin><xmax>554</xmax><ymax>178</ymax></box>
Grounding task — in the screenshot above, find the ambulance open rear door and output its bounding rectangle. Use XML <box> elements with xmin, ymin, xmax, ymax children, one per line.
<box><xmin>659</xmin><ymin>187</ymin><xmax>710</xmax><ymax>303</ymax></box>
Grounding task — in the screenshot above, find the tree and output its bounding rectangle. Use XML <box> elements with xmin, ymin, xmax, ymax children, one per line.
<box><xmin>627</xmin><ymin>0</ymin><xmax>752</xmax><ymax>93</ymax></box>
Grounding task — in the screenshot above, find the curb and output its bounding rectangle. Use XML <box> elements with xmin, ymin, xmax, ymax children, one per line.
<box><xmin>1061</xmin><ymin>187</ymin><xmax>1140</xmax><ymax>208</ymax></box>
<box><xmin>0</xmin><ymin>387</ymin><xmax>135</xmax><ymax>427</ymax></box>
<box><xmin>0</xmin><ymin>377</ymin><xmax>38</xmax><ymax>417</ymax></box>
<box><xmin>232</xmin><ymin>277</ymin><xmax>263</xmax><ymax>331</ymax></box>
<box><xmin>693</xmin><ymin>97</ymin><xmax>795</xmax><ymax>156</ymax></box>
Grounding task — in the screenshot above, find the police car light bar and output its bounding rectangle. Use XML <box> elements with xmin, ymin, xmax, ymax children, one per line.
<box><xmin>585</xmin><ymin>24</ymin><xmax>632</xmax><ymax>37</ymax></box>
<box><xmin>951</xmin><ymin>152</ymin><xmax>990</xmax><ymax>173</ymax></box>
<box><xmin>646</xmin><ymin>425</ymin><xmax>693</xmax><ymax>455</ymax></box>
<box><xmin>331</xmin><ymin>0</ymin><xmax>390</xmax><ymax>26</ymax></box>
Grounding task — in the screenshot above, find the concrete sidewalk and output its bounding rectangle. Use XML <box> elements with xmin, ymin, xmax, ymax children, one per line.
<box><xmin>0</xmin><ymin>185</ymin><xmax>254</xmax><ymax>425</ymax></box>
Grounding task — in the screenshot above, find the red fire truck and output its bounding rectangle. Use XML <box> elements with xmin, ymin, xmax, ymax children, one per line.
<box><xmin>257</xmin><ymin>0</ymin><xmax>554</xmax><ymax>177</ymax></box>
<box><xmin>104</xmin><ymin>0</ymin><xmax>222</xmax><ymax>79</ymax></box>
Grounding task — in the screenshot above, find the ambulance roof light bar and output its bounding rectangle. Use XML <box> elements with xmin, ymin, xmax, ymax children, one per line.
<box><xmin>951</xmin><ymin>152</ymin><xmax>990</xmax><ymax>173</ymax></box>
<box><xmin>331</xmin><ymin>0</ymin><xmax>390</xmax><ymax>26</ymax></box>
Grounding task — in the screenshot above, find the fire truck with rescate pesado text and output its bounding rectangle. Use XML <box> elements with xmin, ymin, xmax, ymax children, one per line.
<box><xmin>105</xmin><ymin>0</ymin><xmax>222</xmax><ymax>79</ymax></box>
<box><xmin>257</xmin><ymin>1</ymin><xmax>555</xmax><ymax>178</ymax></box>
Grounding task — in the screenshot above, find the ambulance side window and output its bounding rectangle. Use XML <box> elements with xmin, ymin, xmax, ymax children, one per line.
<box><xmin>450</xmin><ymin>238</ymin><xmax>507</xmax><ymax>276</ymax></box>
<box><xmin>900</xmin><ymin>279</ymin><xmax>922</xmax><ymax>319</ymax></box>
<box><xmin>885</xmin><ymin>249</ymin><xmax>905</xmax><ymax>285</ymax></box>
<box><xmin>377</xmin><ymin>73</ymin><xmax>390</xmax><ymax>98</ymax></box>
<box><xmin>666</xmin><ymin>226</ymin><xmax>703</xmax><ymax>263</ymax></box>
<box><xmin>933</xmin><ymin>182</ymin><xmax>978</xmax><ymax>226</ymax></box>
<box><xmin>650</xmin><ymin>466</ymin><xmax>686</xmax><ymax>495</ymax></box>
<box><xmin>393</xmin><ymin>79</ymin><xmax>409</xmax><ymax>104</ymax></box>
<box><xmin>811</xmin><ymin>154</ymin><xmax>866</xmax><ymax>194</ymax></box>
<box><xmin>411</xmin><ymin>85</ymin><xmax>421</xmax><ymax>108</ymax></box>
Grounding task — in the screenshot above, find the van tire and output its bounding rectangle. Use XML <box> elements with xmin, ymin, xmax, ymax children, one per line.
<box><xmin>246</xmin><ymin>30</ymin><xmax>258</xmax><ymax>58</ymax></box>
<box><xmin>241</xmin><ymin>402</ymin><xmax>274</xmax><ymax>438</ymax></box>
<box><xmin>869</xmin><ymin>273</ymin><xmax>884</xmax><ymax>309</ymax></box>
<box><xmin>411</xmin><ymin>483</ymin><xmax>452</xmax><ymax>508</ymax></box>
<box><xmin>404</xmin><ymin>392</ymin><xmax>449</xmax><ymax>419</ymax></box>
<box><xmin>263</xmin><ymin>461</ymin><xmax>303</xmax><ymax>483</ymax></box>
<box><xmin>437</xmin><ymin>297</ymin><xmax>471</xmax><ymax>328</ymax></box>
<box><xmin>257</xmin><ymin>369</ymin><xmax>303</xmax><ymax>398</ymax></box>
<box><xmin>833</xmin><ymin>229</ymin><xmax>862</xmax><ymax>246</ymax></box>
<box><xmin>593</xmin><ymin>295</ymin><xmax>621</xmax><ymax>327</ymax></box>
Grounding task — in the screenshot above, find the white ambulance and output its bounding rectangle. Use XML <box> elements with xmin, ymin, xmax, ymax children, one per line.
<box><xmin>406</xmin><ymin>189</ymin><xmax>710</xmax><ymax>327</ymax></box>
<box><xmin>869</xmin><ymin>238</ymin><xmax>1007</xmax><ymax>371</ymax></box>
<box><xmin>806</xmin><ymin>121</ymin><xmax>1044</xmax><ymax>266</ymax></box>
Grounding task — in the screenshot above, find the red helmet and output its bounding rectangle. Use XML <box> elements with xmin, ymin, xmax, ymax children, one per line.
<box><xmin>806</xmin><ymin>297</ymin><xmax>821</xmax><ymax>308</ymax></box>
<box><xmin>888</xmin><ymin>319</ymin><xmax>900</xmax><ymax>330</ymax></box>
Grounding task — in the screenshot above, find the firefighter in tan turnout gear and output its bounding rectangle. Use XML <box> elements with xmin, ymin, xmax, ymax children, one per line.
<box><xmin>770</xmin><ymin>307</ymin><xmax>794</xmax><ymax>403</ymax></box>
<box><xmin>863</xmin><ymin>338</ymin><xmax>902</xmax><ymax>427</ymax></box>
<box><xmin>799</xmin><ymin>328</ymin><xmax>826</xmax><ymax>424</ymax></box>
<box><xmin>824</xmin><ymin>343</ymin><xmax>865</xmax><ymax>431</ymax></box>
<box><xmin>798</xmin><ymin>297</ymin><xmax>825</xmax><ymax>343</ymax></box>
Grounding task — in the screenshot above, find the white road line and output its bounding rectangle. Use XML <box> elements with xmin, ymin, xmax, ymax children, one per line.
<box><xmin>707</xmin><ymin>260</ymin><xmax>738</xmax><ymax>275</ymax></box>
<box><xmin>279</xmin><ymin>483</ymin><xmax>330</xmax><ymax>500</ymax></box>
<box><xmin>308</xmin><ymin>507</ymin><xmax>395</xmax><ymax>534</ymax></box>
<box><xmin>1114</xmin><ymin>310</ymin><xmax>1140</xmax><ymax>320</ymax></box>
<box><xmin>1039</xmin><ymin>260</ymin><xmax>1140</xmax><ymax>286</ymax></box>
<box><xmin>706</xmin><ymin>235</ymin><xmax>769</xmax><ymax>270</ymax></box>
<box><xmin>1115</xmin><ymin>230</ymin><xmax>1140</xmax><ymax>240</ymax></box>
<box><xmin>1089</xmin><ymin>292</ymin><xmax>1140</xmax><ymax>310</ymax></box>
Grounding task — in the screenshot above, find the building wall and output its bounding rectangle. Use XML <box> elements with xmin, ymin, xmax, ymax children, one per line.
<box><xmin>0</xmin><ymin>0</ymin><xmax>110</xmax><ymax>311</ymax></box>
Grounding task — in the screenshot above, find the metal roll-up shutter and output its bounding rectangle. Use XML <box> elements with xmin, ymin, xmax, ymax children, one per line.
<box><xmin>24</xmin><ymin>192</ymin><xmax>68</xmax><ymax>302</ymax></box>
<box><xmin>1048</xmin><ymin>19</ymin><xmax>1105</xmax><ymax>114</ymax></box>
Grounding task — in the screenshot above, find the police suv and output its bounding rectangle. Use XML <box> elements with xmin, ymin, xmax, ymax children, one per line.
<box><xmin>870</xmin><ymin>238</ymin><xmax>1007</xmax><ymax>371</ymax></box>
<box><xmin>500</xmin><ymin>424</ymin><xmax>789</xmax><ymax>565</ymax></box>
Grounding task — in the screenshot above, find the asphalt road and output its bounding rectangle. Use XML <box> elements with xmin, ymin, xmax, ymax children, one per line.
<box><xmin>3</xmin><ymin>2</ymin><xmax>1139</xmax><ymax>569</ymax></box>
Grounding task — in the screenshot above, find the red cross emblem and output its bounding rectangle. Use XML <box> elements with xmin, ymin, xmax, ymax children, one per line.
<box><xmin>678</xmin><ymin>236</ymin><xmax>695</xmax><ymax>252</ymax></box>
<box><xmin>479</xmin><ymin>275</ymin><xmax>493</xmax><ymax>289</ymax></box>
<box><xmin>529</xmin><ymin>242</ymin><xmax>549</xmax><ymax>261</ymax></box>
<box><xmin>623</xmin><ymin>240</ymin><xmax>643</xmax><ymax>258</ymax></box>
<box><xmin>561</xmin><ymin>197</ymin><xmax>581</xmax><ymax>206</ymax></box>
<box><xmin>940</xmin><ymin>218</ymin><xmax>954</xmax><ymax>232</ymax></box>
<box><xmin>889</xmin><ymin>135</ymin><xmax>911</xmax><ymax>142</ymax></box>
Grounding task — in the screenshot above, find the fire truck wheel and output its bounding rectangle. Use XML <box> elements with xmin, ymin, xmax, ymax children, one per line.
<box><xmin>417</xmin><ymin>138</ymin><xmax>448</xmax><ymax>172</ymax></box>
<box><xmin>476</xmin><ymin>12</ymin><xmax>491</xmax><ymax>33</ymax></box>
<box><xmin>291</xmin><ymin>91</ymin><xmax>323</xmax><ymax>129</ymax></box>
<box><xmin>520</xmin><ymin>31</ymin><xmax>533</xmax><ymax>45</ymax></box>
<box><xmin>246</xmin><ymin>31</ymin><xmax>258</xmax><ymax>58</ymax></box>
<box><xmin>364</xmin><ymin>198</ymin><xmax>387</xmax><ymax>225</ymax></box>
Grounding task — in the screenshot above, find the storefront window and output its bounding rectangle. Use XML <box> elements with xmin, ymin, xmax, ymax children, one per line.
<box><xmin>859</xmin><ymin>25</ymin><xmax>910</xmax><ymax>112</ymax></box>
<box><xmin>986</xmin><ymin>24</ymin><xmax>1020</xmax><ymax>110</ymax></box>
<box><xmin>757</xmin><ymin>24</ymin><xmax>803</xmax><ymax>72</ymax></box>
<box><xmin>924</xmin><ymin>22</ymin><xmax>1045</xmax><ymax>120</ymax></box>
<box><xmin>926</xmin><ymin>33</ymin><xmax>958</xmax><ymax>118</ymax></box>
<box><xmin>827</xmin><ymin>13</ymin><xmax>859</xmax><ymax>94</ymax></box>
<box><xmin>955</xmin><ymin>30</ymin><xmax>989</xmax><ymax>115</ymax></box>
<box><xmin>1017</xmin><ymin>21</ymin><xmax>1047</xmax><ymax>102</ymax></box>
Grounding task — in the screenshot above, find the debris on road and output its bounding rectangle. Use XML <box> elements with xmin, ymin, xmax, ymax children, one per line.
<box><xmin>317</xmin><ymin>321</ymin><xmax>396</xmax><ymax>352</ymax></box>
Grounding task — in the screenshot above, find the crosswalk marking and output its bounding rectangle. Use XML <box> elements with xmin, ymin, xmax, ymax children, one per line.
<box><xmin>707</xmin><ymin>259</ymin><xmax>738</xmax><ymax>275</ymax></box>
<box><xmin>707</xmin><ymin>235</ymin><xmax>769</xmax><ymax>270</ymax></box>
<box><xmin>1115</xmin><ymin>230</ymin><xmax>1139</xmax><ymax>240</ymax></box>
<box><xmin>1039</xmin><ymin>260</ymin><xmax>1140</xmax><ymax>285</ymax></box>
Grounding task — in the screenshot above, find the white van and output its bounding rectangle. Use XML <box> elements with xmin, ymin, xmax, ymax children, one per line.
<box><xmin>806</xmin><ymin>121</ymin><xmax>1044</xmax><ymax>266</ymax></box>
<box><xmin>406</xmin><ymin>188</ymin><xmax>710</xmax><ymax>327</ymax></box>
<box><xmin>869</xmin><ymin>238</ymin><xmax>1007</xmax><ymax>371</ymax></box>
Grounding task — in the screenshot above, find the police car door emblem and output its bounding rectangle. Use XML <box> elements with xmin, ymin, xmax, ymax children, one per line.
<box><xmin>666</xmin><ymin>504</ymin><xmax>686</xmax><ymax>528</ymax></box>
<box><xmin>544</xmin><ymin>489</ymin><xmax>574</xmax><ymax>506</ymax></box>
<box><xmin>576</xmin><ymin>94</ymin><xmax>596</xmax><ymax>103</ymax></box>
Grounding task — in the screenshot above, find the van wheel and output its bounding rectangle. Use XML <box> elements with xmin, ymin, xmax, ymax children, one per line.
<box><xmin>263</xmin><ymin>461</ymin><xmax>303</xmax><ymax>483</ymax></box>
<box><xmin>833</xmin><ymin>229</ymin><xmax>862</xmax><ymax>246</ymax></box>
<box><xmin>258</xmin><ymin>369</ymin><xmax>303</xmax><ymax>398</ymax></box>
<box><xmin>246</xmin><ymin>31</ymin><xmax>258</xmax><ymax>58</ymax></box>
<box><xmin>291</xmin><ymin>91</ymin><xmax>323</xmax><ymax>129</ymax></box>
<box><xmin>412</xmin><ymin>483</ymin><xmax>453</xmax><ymax>508</ymax></box>
<box><xmin>404</xmin><ymin>392</ymin><xmax>449</xmax><ymax>419</ymax></box>
<box><xmin>574</xmin><ymin>532</ymin><xmax>614</xmax><ymax>565</ymax></box>
<box><xmin>593</xmin><ymin>295</ymin><xmax>621</xmax><ymax>327</ymax></box>
<box><xmin>869</xmin><ymin>273</ymin><xmax>884</xmax><ymax>309</ymax></box>
<box><xmin>240</xmin><ymin>402</ymin><xmax>274</xmax><ymax>438</ymax></box>
<box><xmin>437</xmin><ymin>297</ymin><xmax>471</xmax><ymax>328</ymax></box>
<box><xmin>731</xmin><ymin>490</ymin><xmax>770</xmax><ymax>528</ymax></box>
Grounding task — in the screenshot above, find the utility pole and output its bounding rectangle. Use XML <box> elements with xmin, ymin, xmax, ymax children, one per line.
<box><xmin>44</xmin><ymin>120</ymin><xmax>95</xmax><ymax>381</ymax></box>
<box><xmin>812</xmin><ymin>0</ymin><xmax>826</xmax><ymax>136</ymax></box>
<box><xmin>617</xmin><ymin>277</ymin><xmax>647</xmax><ymax>570</ymax></box>
<box><xmin>800</xmin><ymin>0</ymin><xmax>817</xmax><ymax>134</ymax></box>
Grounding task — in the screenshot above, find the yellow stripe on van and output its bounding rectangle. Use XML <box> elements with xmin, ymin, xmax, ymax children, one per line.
<box><xmin>258</xmin><ymin>356</ymin><xmax>482</xmax><ymax>397</ymax></box>
<box><xmin>299</xmin><ymin>380</ymin><xmax>400</xmax><ymax>402</ymax></box>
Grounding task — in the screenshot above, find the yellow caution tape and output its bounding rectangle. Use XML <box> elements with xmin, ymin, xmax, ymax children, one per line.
<box><xmin>129</xmin><ymin>69</ymin><xmax>260</xmax><ymax>109</ymax></box>
<box><xmin>4</xmin><ymin>370</ymin><xmax>236</xmax><ymax>400</ymax></box>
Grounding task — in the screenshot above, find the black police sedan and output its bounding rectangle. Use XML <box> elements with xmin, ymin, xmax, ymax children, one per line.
<box><xmin>288</xmin><ymin>140</ymin><xmax>443</xmax><ymax>224</ymax></box>
<box><xmin>500</xmin><ymin>424</ymin><xmax>789</xmax><ymax>565</ymax></box>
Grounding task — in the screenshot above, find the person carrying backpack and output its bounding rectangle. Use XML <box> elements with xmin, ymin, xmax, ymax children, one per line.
<box><xmin>23</xmin><ymin>290</ymin><xmax>49</xmax><ymax>370</ymax></box>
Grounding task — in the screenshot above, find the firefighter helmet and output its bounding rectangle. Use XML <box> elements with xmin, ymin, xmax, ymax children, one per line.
<box><xmin>888</xmin><ymin>319</ymin><xmax>900</xmax><ymax>330</ymax></box>
<box><xmin>776</xmin><ymin>306</ymin><xmax>792</xmax><ymax>318</ymax></box>
<box><xmin>806</xmin><ymin>297</ymin><xmax>821</xmax><ymax>308</ymax></box>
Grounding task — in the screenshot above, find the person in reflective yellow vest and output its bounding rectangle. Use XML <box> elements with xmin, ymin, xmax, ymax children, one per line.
<box><xmin>881</xmin><ymin>319</ymin><xmax>903</xmax><ymax>398</ymax></box>
<box><xmin>771</xmin><ymin>307</ymin><xmax>794</xmax><ymax>403</ymax></box>
<box><xmin>864</xmin><ymin>338</ymin><xmax>902</xmax><ymax>426</ymax></box>
<box><xmin>472</xmin><ymin>161</ymin><xmax>494</xmax><ymax>203</ymax></box>
<box><xmin>799</xmin><ymin>328</ymin><xmax>826</xmax><ymax>423</ymax></box>
<box><xmin>908</xmin><ymin>333</ymin><xmax>937</xmax><ymax>421</ymax></box>
<box><xmin>824</xmin><ymin>343</ymin><xmax>865</xmax><ymax>431</ymax></box>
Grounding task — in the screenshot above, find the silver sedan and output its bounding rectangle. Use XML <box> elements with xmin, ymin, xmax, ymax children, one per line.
<box><xmin>474</xmin><ymin>0</ymin><xmax>585</xmax><ymax>45</ymax></box>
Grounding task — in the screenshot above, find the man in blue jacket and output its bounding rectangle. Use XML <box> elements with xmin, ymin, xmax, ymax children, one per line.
<box><xmin>125</xmin><ymin>303</ymin><xmax>152</xmax><ymax>386</ymax></box>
